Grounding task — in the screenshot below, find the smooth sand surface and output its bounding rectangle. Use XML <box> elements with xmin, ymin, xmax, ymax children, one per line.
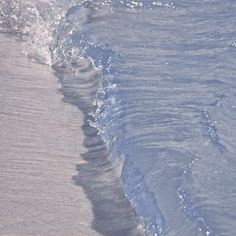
<box><xmin>0</xmin><ymin>33</ymin><xmax>101</xmax><ymax>236</ymax></box>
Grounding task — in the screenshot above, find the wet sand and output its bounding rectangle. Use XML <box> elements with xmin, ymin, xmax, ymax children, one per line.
<box><xmin>0</xmin><ymin>33</ymin><xmax>101</xmax><ymax>236</ymax></box>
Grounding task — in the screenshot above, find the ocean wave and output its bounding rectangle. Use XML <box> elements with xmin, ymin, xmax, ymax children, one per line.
<box><xmin>1</xmin><ymin>1</ymin><xmax>236</xmax><ymax>236</ymax></box>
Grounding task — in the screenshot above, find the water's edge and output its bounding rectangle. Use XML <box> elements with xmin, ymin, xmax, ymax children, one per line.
<box><xmin>0</xmin><ymin>1</ymin><xmax>146</xmax><ymax>235</ymax></box>
<box><xmin>53</xmin><ymin>66</ymin><xmax>145</xmax><ymax>236</ymax></box>
<box><xmin>1</xmin><ymin>1</ymin><xmax>236</xmax><ymax>235</ymax></box>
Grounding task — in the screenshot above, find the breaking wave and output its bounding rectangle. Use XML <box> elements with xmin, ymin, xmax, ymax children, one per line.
<box><xmin>1</xmin><ymin>0</ymin><xmax>236</xmax><ymax>235</ymax></box>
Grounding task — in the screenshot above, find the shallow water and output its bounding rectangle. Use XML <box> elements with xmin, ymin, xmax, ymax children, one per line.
<box><xmin>1</xmin><ymin>0</ymin><xmax>236</xmax><ymax>235</ymax></box>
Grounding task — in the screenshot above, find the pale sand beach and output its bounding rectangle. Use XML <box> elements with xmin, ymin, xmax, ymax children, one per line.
<box><xmin>0</xmin><ymin>33</ymin><xmax>101</xmax><ymax>236</ymax></box>
<box><xmin>1</xmin><ymin>0</ymin><xmax>236</xmax><ymax>235</ymax></box>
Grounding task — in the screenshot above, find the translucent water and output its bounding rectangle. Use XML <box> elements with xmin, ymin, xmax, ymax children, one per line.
<box><xmin>1</xmin><ymin>0</ymin><xmax>236</xmax><ymax>235</ymax></box>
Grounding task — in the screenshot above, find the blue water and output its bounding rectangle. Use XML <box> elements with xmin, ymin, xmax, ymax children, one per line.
<box><xmin>1</xmin><ymin>0</ymin><xmax>236</xmax><ymax>235</ymax></box>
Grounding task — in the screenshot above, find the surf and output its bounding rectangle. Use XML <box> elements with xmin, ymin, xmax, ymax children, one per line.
<box><xmin>1</xmin><ymin>1</ymin><xmax>236</xmax><ymax>236</ymax></box>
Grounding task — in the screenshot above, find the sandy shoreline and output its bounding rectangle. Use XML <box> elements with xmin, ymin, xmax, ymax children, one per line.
<box><xmin>0</xmin><ymin>33</ymin><xmax>101</xmax><ymax>236</ymax></box>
